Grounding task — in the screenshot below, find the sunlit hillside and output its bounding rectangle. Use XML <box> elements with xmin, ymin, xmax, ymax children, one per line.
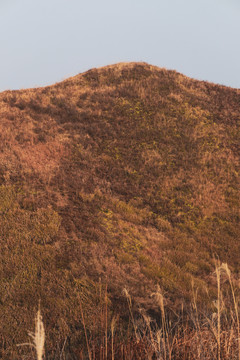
<box><xmin>0</xmin><ymin>62</ymin><xmax>239</xmax><ymax>358</ymax></box>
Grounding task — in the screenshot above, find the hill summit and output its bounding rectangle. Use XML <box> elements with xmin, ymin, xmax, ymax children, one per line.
<box><xmin>0</xmin><ymin>62</ymin><xmax>239</xmax><ymax>358</ymax></box>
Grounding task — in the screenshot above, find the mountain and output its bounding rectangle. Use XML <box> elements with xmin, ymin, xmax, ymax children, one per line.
<box><xmin>0</xmin><ymin>62</ymin><xmax>239</xmax><ymax>358</ymax></box>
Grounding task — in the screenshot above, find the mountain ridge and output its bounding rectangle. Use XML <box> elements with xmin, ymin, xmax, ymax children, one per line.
<box><xmin>3</xmin><ymin>62</ymin><xmax>240</xmax><ymax>93</ymax></box>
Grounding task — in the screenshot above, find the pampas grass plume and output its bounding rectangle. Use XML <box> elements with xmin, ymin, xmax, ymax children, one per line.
<box><xmin>18</xmin><ymin>305</ymin><xmax>45</xmax><ymax>360</ymax></box>
<box><xmin>29</xmin><ymin>306</ymin><xmax>45</xmax><ymax>360</ymax></box>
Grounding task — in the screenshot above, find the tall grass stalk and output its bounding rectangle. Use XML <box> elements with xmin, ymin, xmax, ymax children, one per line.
<box><xmin>110</xmin><ymin>315</ymin><xmax>118</xmax><ymax>360</ymax></box>
<box><xmin>105</xmin><ymin>284</ymin><xmax>108</xmax><ymax>360</ymax></box>
<box><xmin>123</xmin><ymin>288</ymin><xmax>139</xmax><ymax>342</ymax></box>
<box><xmin>18</xmin><ymin>305</ymin><xmax>45</xmax><ymax>360</ymax></box>
<box><xmin>191</xmin><ymin>279</ymin><xmax>202</xmax><ymax>358</ymax></box>
<box><xmin>216</xmin><ymin>264</ymin><xmax>221</xmax><ymax>360</ymax></box>
<box><xmin>151</xmin><ymin>285</ymin><xmax>173</xmax><ymax>360</ymax></box>
<box><xmin>221</xmin><ymin>263</ymin><xmax>240</xmax><ymax>360</ymax></box>
<box><xmin>79</xmin><ymin>297</ymin><xmax>92</xmax><ymax>360</ymax></box>
<box><xmin>31</xmin><ymin>307</ymin><xmax>45</xmax><ymax>360</ymax></box>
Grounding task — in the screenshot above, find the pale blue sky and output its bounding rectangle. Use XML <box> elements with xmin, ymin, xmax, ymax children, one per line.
<box><xmin>0</xmin><ymin>0</ymin><xmax>239</xmax><ymax>91</ymax></box>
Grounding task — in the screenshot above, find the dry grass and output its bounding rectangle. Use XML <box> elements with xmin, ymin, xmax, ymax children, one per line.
<box><xmin>0</xmin><ymin>62</ymin><xmax>239</xmax><ymax>358</ymax></box>
<box><xmin>17</xmin><ymin>262</ymin><xmax>240</xmax><ymax>359</ymax></box>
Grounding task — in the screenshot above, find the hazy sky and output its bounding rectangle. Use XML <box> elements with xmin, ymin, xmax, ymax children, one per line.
<box><xmin>0</xmin><ymin>0</ymin><xmax>239</xmax><ymax>91</ymax></box>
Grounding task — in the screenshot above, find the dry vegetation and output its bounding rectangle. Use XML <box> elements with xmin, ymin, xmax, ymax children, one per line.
<box><xmin>0</xmin><ymin>62</ymin><xmax>239</xmax><ymax>358</ymax></box>
<box><xmin>18</xmin><ymin>263</ymin><xmax>240</xmax><ymax>359</ymax></box>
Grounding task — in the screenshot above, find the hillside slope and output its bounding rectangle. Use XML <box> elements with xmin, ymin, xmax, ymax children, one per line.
<box><xmin>0</xmin><ymin>62</ymin><xmax>239</xmax><ymax>358</ymax></box>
